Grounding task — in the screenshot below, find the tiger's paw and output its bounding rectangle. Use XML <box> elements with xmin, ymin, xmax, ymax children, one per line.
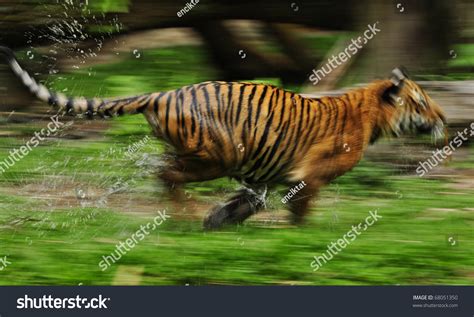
<box><xmin>203</xmin><ymin>204</ymin><xmax>231</xmax><ymax>230</ymax></box>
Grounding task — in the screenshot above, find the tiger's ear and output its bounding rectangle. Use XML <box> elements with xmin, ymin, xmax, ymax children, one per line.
<box><xmin>382</xmin><ymin>67</ymin><xmax>410</xmax><ymax>105</ymax></box>
<box><xmin>382</xmin><ymin>84</ymin><xmax>400</xmax><ymax>105</ymax></box>
<box><xmin>382</xmin><ymin>68</ymin><xmax>406</xmax><ymax>105</ymax></box>
<box><xmin>390</xmin><ymin>67</ymin><xmax>407</xmax><ymax>87</ymax></box>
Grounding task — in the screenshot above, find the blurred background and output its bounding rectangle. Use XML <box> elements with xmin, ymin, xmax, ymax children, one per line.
<box><xmin>0</xmin><ymin>0</ymin><xmax>472</xmax><ymax>285</ymax></box>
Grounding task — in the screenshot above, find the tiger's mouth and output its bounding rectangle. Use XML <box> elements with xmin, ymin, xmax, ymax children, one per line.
<box><xmin>416</xmin><ymin>120</ymin><xmax>445</xmax><ymax>138</ymax></box>
<box><xmin>393</xmin><ymin>112</ymin><xmax>447</xmax><ymax>143</ymax></box>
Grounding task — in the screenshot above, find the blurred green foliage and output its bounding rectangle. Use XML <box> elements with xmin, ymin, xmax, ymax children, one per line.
<box><xmin>89</xmin><ymin>0</ymin><xmax>130</xmax><ymax>13</ymax></box>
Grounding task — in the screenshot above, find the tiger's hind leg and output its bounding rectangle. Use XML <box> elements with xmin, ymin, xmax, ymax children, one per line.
<box><xmin>158</xmin><ymin>153</ymin><xmax>226</xmax><ymax>205</ymax></box>
<box><xmin>203</xmin><ymin>186</ymin><xmax>267</xmax><ymax>230</ymax></box>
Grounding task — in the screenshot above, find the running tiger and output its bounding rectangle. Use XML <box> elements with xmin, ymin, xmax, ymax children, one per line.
<box><xmin>0</xmin><ymin>46</ymin><xmax>447</xmax><ymax>229</ymax></box>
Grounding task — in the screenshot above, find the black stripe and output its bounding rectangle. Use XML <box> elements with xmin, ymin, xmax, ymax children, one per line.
<box><xmin>260</xmin><ymin>91</ymin><xmax>294</xmax><ymax>180</ymax></box>
<box><xmin>116</xmin><ymin>99</ymin><xmax>128</xmax><ymax>116</ymax></box>
<box><xmin>224</xmin><ymin>84</ymin><xmax>233</xmax><ymax>131</ymax></box>
<box><xmin>256</xmin><ymin>120</ymin><xmax>288</xmax><ymax>180</ymax></box>
<box><xmin>276</xmin><ymin>90</ymin><xmax>287</xmax><ymax>131</ymax></box>
<box><xmin>304</xmin><ymin>98</ymin><xmax>310</xmax><ymax>126</ymax></box>
<box><xmin>66</xmin><ymin>98</ymin><xmax>74</xmax><ymax>113</ymax></box>
<box><xmin>223</xmin><ymin>84</ymin><xmax>238</xmax><ymax>164</ymax></box>
<box><xmin>330</xmin><ymin>98</ymin><xmax>339</xmax><ymax>136</ymax></box>
<box><xmin>300</xmin><ymin>101</ymin><xmax>317</xmax><ymax>150</ymax></box>
<box><xmin>259</xmin><ymin>94</ymin><xmax>296</xmax><ymax>181</ymax></box>
<box><xmin>214</xmin><ymin>83</ymin><xmax>222</xmax><ymax>123</ymax></box>
<box><xmin>285</xmin><ymin>99</ymin><xmax>305</xmax><ymax>161</ymax></box>
<box><xmin>201</xmin><ymin>85</ymin><xmax>213</xmax><ymax>132</ymax></box>
<box><xmin>153</xmin><ymin>93</ymin><xmax>164</xmax><ymax>123</ymax></box>
<box><xmin>291</xmin><ymin>96</ymin><xmax>305</xmax><ymax>148</ymax></box>
<box><xmin>253</xmin><ymin>86</ymin><xmax>268</xmax><ymax>130</ymax></box>
<box><xmin>174</xmin><ymin>89</ymin><xmax>183</xmax><ymax>145</ymax></box>
<box><xmin>309</xmin><ymin>100</ymin><xmax>322</xmax><ymax>141</ymax></box>
<box><xmin>269</xmin><ymin>100</ymin><xmax>296</xmax><ymax>173</ymax></box>
<box><xmin>179</xmin><ymin>89</ymin><xmax>187</xmax><ymax>141</ymax></box>
<box><xmin>252</xmin><ymin>86</ymin><xmax>273</xmax><ymax>148</ymax></box>
<box><xmin>197</xmin><ymin>93</ymin><xmax>204</xmax><ymax>149</ymax></box>
<box><xmin>223</xmin><ymin>83</ymin><xmax>233</xmax><ymax>134</ymax></box>
<box><xmin>175</xmin><ymin>90</ymin><xmax>181</xmax><ymax>128</ymax></box>
<box><xmin>251</xmin><ymin>109</ymin><xmax>275</xmax><ymax>160</ymax></box>
<box><xmin>47</xmin><ymin>93</ymin><xmax>57</xmax><ymax>106</ymax></box>
<box><xmin>336</xmin><ymin>99</ymin><xmax>348</xmax><ymax>150</ymax></box>
<box><xmin>307</xmin><ymin>100</ymin><xmax>323</xmax><ymax>146</ymax></box>
<box><xmin>137</xmin><ymin>95</ymin><xmax>152</xmax><ymax>113</ymax></box>
<box><xmin>234</xmin><ymin>85</ymin><xmax>246</xmax><ymax>125</ymax></box>
<box><xmin>320</xmin><ymin>100</ymin><xmax>331</xmax><ymax>138</ymax></box>
<box><xmin>153</xmin><ymin>93</ymin><xmax>161</xmax><ymax>114</ymax></box>
<box><xmin>245</xmin><ymin>85</ymin><xmax>257</xmax><ymax>130</ymax></box>
<box><xmin>277</xmin><ymin>102</ymin><xmax>296</xmax><ymax>159</ymax></box>
<box><xmin>266</xmin><ymin>160</ymin><xmax>290</xmax><ymax>183</ymax></box>
<box><xmin>202</xmin><ymin>86</ymin><xmax>224</xmax><ymax>156</ymax></box>
<box><xmin>241</xmin><ymin>85</ymin><xmax>257</xmax><ymax>146</ymax></box>
<box><xmin>86</xmin><ymin>99</ymin><xmax>94</xmax><ymax>118</ymax></box>
<box><xmin>259</xmin><ymin>110</ymin><xmax>294</xmax><ymax>181</ymax></box>
<box><xmin>202</xmin><ymin>85</ymin><xmax>216</xmax><ymax>127</ymax></box>
<box><xmin>103</xmin><ymin>103</ymin><xmax>113</xmax><ymax>117</ymax></box>
<box><xmin>259</xmin><ymin>121</ymin><xmax>291</xmax><ymax>183</ymax></box>
<box><xmin>164</xmin><ymin>93</ymin><xmax>172</xmax><ymax>140</ymax></box>
<box><xmin>245</xmin><ymin>146</ymin><xmax>271</xmax><ymax>179</ymax></box>
<box><xmin>189</xmin><ymin>87</ymin><xmax>197</xmax><ymax>136</ymax></box>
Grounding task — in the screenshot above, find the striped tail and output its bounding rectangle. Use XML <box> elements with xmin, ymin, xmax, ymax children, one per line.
<box><xmin>0</xmin><ymin>46</ymin><xmax>152</xmax><ymax>117</ymax></box>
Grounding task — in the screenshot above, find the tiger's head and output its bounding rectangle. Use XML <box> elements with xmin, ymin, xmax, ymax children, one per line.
<box><xmin>378</xmin><ymin>68</ymin><xmax>447</xmax><ymax>141</ymax></box>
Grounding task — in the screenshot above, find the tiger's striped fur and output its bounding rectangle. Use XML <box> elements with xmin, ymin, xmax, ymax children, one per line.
<box><xmin>0</xmin><ymin>46</ymin><xmax>447</xmax><ymax>228</ymax></box>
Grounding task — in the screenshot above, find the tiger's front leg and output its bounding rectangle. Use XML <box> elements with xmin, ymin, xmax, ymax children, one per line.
<box><xmin>203</xmin><ymin>186</ymin><xmax>267</xmax><ymax>230</ymax></box>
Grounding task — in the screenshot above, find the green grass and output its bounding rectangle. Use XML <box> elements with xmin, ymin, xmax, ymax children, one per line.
<box><xmin>0</xmin><ymin>168</ymin><xmax>472</xmax><ymax>285</ymax></box>
<box><xmin>0</xmin><ymin>45</ymin><xmax>473</xmax><ymax>285</ymax></box>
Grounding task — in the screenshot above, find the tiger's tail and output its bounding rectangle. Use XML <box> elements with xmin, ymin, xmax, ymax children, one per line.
<box><xmin>0</xmin><ymin>46</ymin><xmax>152</xmax><ymax>117</ymax></box>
